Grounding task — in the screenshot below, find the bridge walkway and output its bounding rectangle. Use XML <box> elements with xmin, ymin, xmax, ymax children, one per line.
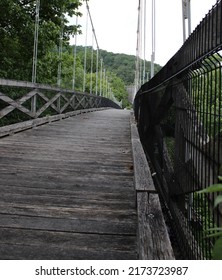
<box><xmin>0</xmin><ymin>109</ymin><xmax>137</xmax><ymax>259</ymax></box>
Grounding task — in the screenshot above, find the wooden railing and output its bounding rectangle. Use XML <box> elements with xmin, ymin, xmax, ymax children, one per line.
<box><xmin>130</xmin><ymin>112</ymin><xmax>174</xmax><ymax>259</ymax></box>
<box><xmin>0</xmin><ymin>79</ymin><xmax>120</xmax><ymax>136</ymax></box>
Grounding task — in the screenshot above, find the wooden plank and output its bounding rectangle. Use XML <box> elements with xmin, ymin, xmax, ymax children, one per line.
<box><xmin>0</xmin><ymin>78</ymin><xmax>97</xmax><ymax>97</ymax></box>
<box><xmin>0</xmin><ymin>163</ymin><xmax>134</xmax><ymax>178</ymax></box>
<box><xmin>130</xmin><ymin>112</ymin><xmax>156</xmax><ymax>192</ymax></box>
<box><xmin>0</xmin><ymin>178</ymin><xmax>134</xmax><ymax>194</ymax></box>
<box><xmin>0</xmin><ymin>192</ymin><xmax>135</xmax><ymax>211</ymax></box>
<box><xmin>0</xmin><ymin>228</ymin><xmax>136</xmax><ymax>260</ymax></box>
<box><xmin>0</xmin><ymin>92</ymin><xmax>33</xmax><ymax>117</ymax></box>
<box><xmin>0</xmin><ymin>174</ymin><xmax>133</xmax><ymax>191</ymax></box>
<box><xmin>0</xmin><ymin>109</ymin><xmax>137</xmax><ymax>259</ymax></box>
<box><xmin>36</xmin><ymin>92</ymin><xmax>61</xmax><ymax>117</ymax></box>
<box><xmin>74</xmin><ymin>95</ymin><xmax>86</xmax><ymax>110</ymax></box>
<box><xmin>0</xmin><ymin>202</ymin><xmax>137</xmax><ymax>222</ymax></box>
<box><xmin>37</xmin><ymin>91</ymin><xmax>59</xmax><ymax>113</ymax></box>
<box><xmin>0</xmin><ymin>228</ymin><xmax>136</xmax><ymax>251</ymax></box>
<box><xmin>131</xmin><ymin>139</ymin><xmax>156</xmax><ymax>192</ymax></box>
<box><xmin>131</xmin><ymin>112</ymin><xmax>174</xmax><ymax>259</ymax></box>
<box><xmin>137</xmin><ymin>192</ymin><xmax>175</xmax><ymax>260</ymax></box>
<box><xmin>131</xmin><ymin>123</ymin><xmax>140</xmax><ymax>139</ymax></box>
<box><xmin>0</xmin><ymin>214</ymin><xmax>136</xmax><ymax>236</ymax></box>
<box><xmin>130</xmin><ymin>110</ymin><xmax>137</xmax><ymax>125</ymax></box>
<box><xmin>0</xmin><ymin>90</ymin><xmax>37</xmax><ymax>118</ymax></box>
<box><xmin>0</xmin><ymin>177</ymin><xmax>134</xmax><ymax>195</ymax></box>
<box><xmin>60</xmin><ymin>94</ymin><xmax>75</xmax><ymax>112</ymax></box>
<box><xmin>0</xmin><ymin>244</ymin><xmax>136</xmax><ymax>260</ymax></box>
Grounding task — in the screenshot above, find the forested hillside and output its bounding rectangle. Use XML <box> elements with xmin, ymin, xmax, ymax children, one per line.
<box><xmin>73</xmin><ymin>46</ymin><xmax>161</xmax><ymax>107</ymax></box>
<box><xmin>99</xmin><ymin>49</ymin><xmax>162</xmax><ymax>85</ymax></box>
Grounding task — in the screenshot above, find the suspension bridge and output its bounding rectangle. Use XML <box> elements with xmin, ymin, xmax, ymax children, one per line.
<box><xmin>0</xmin><ymin>0</ymin><xmax>222</xmax><ymax>260</ymax></box>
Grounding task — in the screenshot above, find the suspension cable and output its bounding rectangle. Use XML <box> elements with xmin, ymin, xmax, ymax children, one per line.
<box><xmin>95</xmin><ymin>48</ymin><xmax>99</xmax><ymax>95</ymax></box>
<box><xmin>103</xmin><ymin>69</ymin><xmax>106</xmax><ymax>97</ymax></box>
<box><xmin>86</xmin><ymin>0</ymin><xmax>101</xmax><ymax>96</ymax></box>
<box><xmin>86</xmin><ymin>1</ymin><xmax>99</xmax><ymax>51</ymax></box>
<box><xmin>75</xmin><ymin>0</ymin><xmax>113</xmax><ymax>98</ymax></box>
<box><xmin>83</xmin><ymin>2</ymin><xmax>89</xmax><ymax>92</ymax></box>
<box><xmin>72</xmin><ymin>15</ymin><xmax>78</xmax><ymax>91</ymax></box>
<box><xmin>139</xmin><ymin>0</ymin><xmax>143</xmax><ymax>85</ymax></box>
<box><xmin>100</xmin><ymin>59</ymin><xmax>103</xmax><ymax>96</ymax></box>
<box><xmin>57</xmin><ymin>11</ymin><xmax>64</xmax><ymax>87</ymax></box>
<box><xmin>32</xmin><ymin>0</ymin><xmax>40</xmax><ymax>83</ymax></box>
<box><xmin>90</xmin><ymin>33</ymin><xmax>94</xmax><ymax>94</ymax></box>
<box><xmin>135</xmin><ymin>0</ymin><xmax>142</xmax><ymax>95</ymax></box>
<box><xmin>143</xmin><ymin>0</ymin><xmax>146</xmax><ymax>84</ymax></box>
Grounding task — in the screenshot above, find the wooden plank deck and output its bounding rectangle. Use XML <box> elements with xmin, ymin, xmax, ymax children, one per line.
<box><xmin>0</xmin><ymin>109</ymin><xmax>137</xmax><ymax>260</ymax></box>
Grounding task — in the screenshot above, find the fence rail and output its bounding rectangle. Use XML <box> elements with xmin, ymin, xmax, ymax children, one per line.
<box><xmin>134</xmin><ymin>0</ymin><xmax>222</xmax><ymax>259</ymax></box>
<box><xmin>0</xmin><ymin>79</ymin><xmax>120</xmax><ymax>134</ymax></box>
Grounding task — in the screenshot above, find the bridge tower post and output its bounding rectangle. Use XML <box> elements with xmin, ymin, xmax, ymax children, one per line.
<box><xmin>182</xmin><ymin>0</ymin><xmax>191</xmax><ymax>42</ymax></box>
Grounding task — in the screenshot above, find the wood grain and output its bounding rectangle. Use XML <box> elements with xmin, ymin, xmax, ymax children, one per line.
<box><xmin>130</xmin><ymin>117</ymin><xmax>156</xmax><ymax>192</ymax></box>
<box><xmin>137</xmin><ymin>193</ymin><xmax>175</xmax><ymax>260</ymax></box>
<box><xmin>130</xmin><ymin>110</ymin><xmax>174</xmax><ymax>259</ymax></box>
<box><xmin>0</xmin><ymin>109</ymin><xmax>137</xmax><ymax>260</ymax></box>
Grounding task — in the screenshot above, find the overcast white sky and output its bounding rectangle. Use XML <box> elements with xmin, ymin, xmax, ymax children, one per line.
<box><xmin>70</xmin><ymin>0</ymin><xmax>217</xmax><ymax>66</ymax></box>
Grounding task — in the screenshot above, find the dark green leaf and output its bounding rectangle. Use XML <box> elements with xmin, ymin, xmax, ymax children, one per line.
<box><xmin>197</xmin><ymin>184</ymin><xmax>222</xmax><ymax>194</ymax></box>
<box><xmin>212</xmin><ymin>237</ymin><xmax>222</xmax><ymax>260</ymax></box>
<box><xmin>206</xmin><ymin>232</ymin><xmax>222</xmax><ymax>239</ymax></box>
<box><xmin>204</xmin><ymin>227</ymin><xmax>222</xmax><ymax>232</ymax></box>
<box><xmin>214</xmin><ymin>195</ymin><xmax>222</xmax><ymax>208</ymax></box>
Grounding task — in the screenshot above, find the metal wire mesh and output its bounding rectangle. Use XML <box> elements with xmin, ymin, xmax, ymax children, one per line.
<box><xmin>134</xmin><ymin>1</ymin><xmax>222</xmax><ymax>259</ymax></box>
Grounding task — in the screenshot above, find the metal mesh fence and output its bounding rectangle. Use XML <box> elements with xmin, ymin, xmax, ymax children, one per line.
<box><xmin>134</xmin><ymin>1</ymin><xmax>222</xmax><ymax>259</ymax></box>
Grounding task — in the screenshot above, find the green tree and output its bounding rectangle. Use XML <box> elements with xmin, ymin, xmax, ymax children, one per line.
<box><xmin>198</xmin><ymin>180</ymin><xmax>222</xmax><ymax>260</ymax></box>
<box><xmin>109</xmin><ymin>73</ymin><xmax>129</xmax><ymax>107</ymax></box>
<box><xmin>192</xmin><ymin>54</ymin><xmax>222</xmax><ymax>134</ymax></box>
<box><xmin>0</xmin><ymin>0</ymin><xmax>83</xmax><ymax>80</ymax></box>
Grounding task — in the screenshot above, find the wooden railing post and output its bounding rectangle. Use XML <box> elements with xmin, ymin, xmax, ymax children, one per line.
<box><xmin>57</xmin><ymin>94</ymin><xmax>61</xmax><ymax>114</ymax></box>
<box><xmin>31</xmin><ymin>94</ymin><xmax>37</xmax><ymax>118</ymax></box>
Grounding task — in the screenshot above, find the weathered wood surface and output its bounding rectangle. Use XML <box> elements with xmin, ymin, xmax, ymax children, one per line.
<box><xmin>0</xmin><ymin>109</ymin><xmax>137</xmax><ymax>260</ymax></box>
<box><xmin>130</xmin><ymin>114</ymin><xmax>156</xmax><ymax>192</ymax></box>
<box><xmin>130</xmin><ymin>112</ymin><xmax>174</xmax><ymax>259</ymax></box>
<box><xmin>137</xmin><ymin>193</ymin><xmax>174</xmax><ymax>259</ymax></box>
<box><xmin>0</xmin><ymin>108</ymin><xmax>107</xmax><ymax>138</ymax></box>
<box><xmin>131</xmin><ymin>138</ymin><xmax>156</xmax><ymax>193</ymax></box>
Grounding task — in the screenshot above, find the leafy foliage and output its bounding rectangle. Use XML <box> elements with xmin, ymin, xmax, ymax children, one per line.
<box><xmin>0</xmin><ymin>0</ymin><xmax>82</xmax><ymax>80</ymax></box>
<box><xmin>192</xmin><ymin>54</ymin><xmax>222</xmax><ymax>135</ymax></box>
<box><xmin>74</xmin><ymin>46</ymin><xmax>162</xmax><ymax>107</ymax></box>
<box><xmin>99</xmin><ymin>49</ymin><xmax>162</xmax><ymax>85</ymax></box>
